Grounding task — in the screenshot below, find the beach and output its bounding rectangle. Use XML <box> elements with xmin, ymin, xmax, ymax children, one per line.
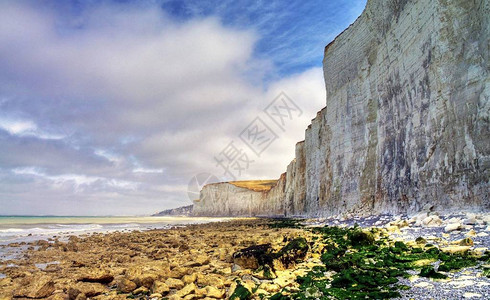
<box><xmin>0</xmin><ymin>213</ymin><xmax>489</xmax><ymax>299</ymax></box>
<box><xmin>0</xmin><ymin>216</ymin><xmax>229</xmax><ymax>261</ymax></box>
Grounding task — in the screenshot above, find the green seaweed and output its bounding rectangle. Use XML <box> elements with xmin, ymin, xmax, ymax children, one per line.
<box><xmin>438</xmin><ymin>253</ymin><xmax>478</xmax><ymax>272</ymax></box>
<box><xmin>270</xmin><ymin>293</ymin><xmax>291</xmax><ymax>300</ymax></box>
<box><xmin>419</xmin><ymin>266</ymin><xmax>447</xmax><ymax>279</ymax></box>
<box><xmin>277</xmin><ymin>237</ymin><xmax>309</xmax><ymax>255</ymax></box>
<box><xmin>230</xmin><ymin>281</ymin><xmax>252</xmax><ymax>300</ymax></box>
<box><xmin>268</xmin><ymin>218</ymin><xmax>304</xmax><ymax>229</ymax></box>
<box><xmin>482</xmin><ymin>267</ymin><xmax>490</xmax><ymax>278</ymax></box>
<box><xmin>267</xmin><ymin>223</ymin><xmax>486</xmax><ymax>300</ymax></box>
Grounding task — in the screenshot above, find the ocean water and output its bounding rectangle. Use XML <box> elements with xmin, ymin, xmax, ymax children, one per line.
<box><xmin>0</xmin><ymin>215</ymin><xmax>229</xmax><ymax>261</ymax></box>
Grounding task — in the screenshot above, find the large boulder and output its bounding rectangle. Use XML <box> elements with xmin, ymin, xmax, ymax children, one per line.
<box><xmin>232</xmin><ymin>244</ymin><xmax>273</xmax><ymax>270</ymax></box>
<box><xmin>13</xmin><ymin>275</ymin><xmax>55</xmax><ymax>299</ymax></box>
<box><xmin>273</xmin><ymin>237</ymin><xmax>309</xmax><ymax>270</ymax></box>
<box><xmin>78</xmin><ymin>269</ymin><xmax>113</xmax><ymax>284</ymax></box>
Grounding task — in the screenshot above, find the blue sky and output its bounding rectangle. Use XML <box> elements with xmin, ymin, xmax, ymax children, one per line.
<box><xmin>160</xmin><ymin>0</ymin><xmax>365</xmax><ymax>76</ymax></box>
<box><xmin>0</xmin><ymin>0</ymin><xmax>365</xmax><ymax>215</ymax></box>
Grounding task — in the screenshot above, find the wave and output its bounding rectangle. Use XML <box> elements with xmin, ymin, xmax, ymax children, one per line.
<box><xmin>0</xmin><ymin>228</ymin><xmax>25</xmax><ymax>233</ymax></box>
<box><xmin>0</xmin><ymin>224</ymin><xmax>104</xmax><ymax>241</ymax></box>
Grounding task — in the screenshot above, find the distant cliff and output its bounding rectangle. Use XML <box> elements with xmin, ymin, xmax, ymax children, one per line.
<box><xmin>153</xmin><ymin>205</ymin><xmax>193</xmax><ymax>216</ymax></box>
<box><xmin>193</xmin><ymin>0</ymin><xmax>490</xmax><ymax>217</ymax></box>
<box><xmin>192</xmin><ymin>180</ymin><xmax>287</xmax><ymax>217</ymax></box>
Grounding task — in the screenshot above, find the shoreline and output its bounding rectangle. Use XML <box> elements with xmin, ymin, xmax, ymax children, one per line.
<box><xmin>0</xmin><ymin>213</ymin><xmax>489</xmax><ymax>299</ymax></box>
<box><xmin>0</xmin><ymin>216</ymin><xmax>233</xmax><ymax>246</ymax></box>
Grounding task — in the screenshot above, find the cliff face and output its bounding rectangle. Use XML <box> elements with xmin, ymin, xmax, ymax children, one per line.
<box><xmin>193</xmin><ymin>178</ymin><xmax>287</xmax><ymax>217</ymax></box>
<box><xmin>193</xmin><ymin>0</ymin><xmax>490</xmax><ymax>217</ymax></box>
<box><xmin>153</xmin><ymin>205</ymin><xmax>193</xmax><ymax>216</ymax></box>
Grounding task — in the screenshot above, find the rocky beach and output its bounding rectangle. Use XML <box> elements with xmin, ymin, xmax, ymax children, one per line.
<box><xmin>0</xmin><ymin>211</ymin><xmax>489</xmax><ymax>300</ymax></box>
<box><xmin>0</xmin><ymin>0</ymin><xmax>488</xmax><ymax>299</ymax></box>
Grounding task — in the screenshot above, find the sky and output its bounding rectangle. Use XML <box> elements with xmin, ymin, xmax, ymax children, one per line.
<box><xmin>0</xmin><ymin>0</ymin><xmax>366</xmax><ymax>216</ymax></box>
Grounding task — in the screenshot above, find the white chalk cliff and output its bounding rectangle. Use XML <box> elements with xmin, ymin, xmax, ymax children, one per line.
<box><xmin>193</xmin><ymin>0</ymin><xmax>490</xmax><ymax>217</ymax></box>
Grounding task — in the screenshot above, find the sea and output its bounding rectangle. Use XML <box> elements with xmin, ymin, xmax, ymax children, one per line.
<box><xmin>0</xmin><ymin>215</ymin><xmax>229</xmax><ymax>267</ymax></box>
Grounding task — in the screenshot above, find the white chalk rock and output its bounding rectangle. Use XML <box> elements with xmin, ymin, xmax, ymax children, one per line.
<box><xmin>422</xmin><ymin>215</ymin><xmax>442</xmax><ymax>227</ymax></box>
<box><xmin>445</xmin><ymin>223</ymin><xmax>462</xmax><ymax>232</ymax></box>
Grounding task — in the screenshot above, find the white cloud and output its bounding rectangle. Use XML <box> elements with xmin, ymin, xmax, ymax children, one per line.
<box><xmin>0</xmin><ymin>1</ymin><xmax>327</xmax><ymax>215</ymax></box>
<box><xmin>133</xmin><ymin>168</ymin><xmax>164</xmax><ymax>174</ymax></box>
<box><xmin>0</xmin><ymin>117</ymin><xmax>65</xmax><ymax>140</ymax></box>
<box><xmin>12</xmin><ymin>166</ymin><xmax>139</xmax><ymax>191</ymax></box>
<box><xmin>0</xmin><ymin>118</ymin><xmax>36</xmax><ymax>135</ymax></box>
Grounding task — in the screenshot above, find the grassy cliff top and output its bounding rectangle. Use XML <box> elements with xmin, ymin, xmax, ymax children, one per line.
<box><xmin>229</xmin><ymin>180</ymin><xmax>278</xmax><ymax>192</ymax></box>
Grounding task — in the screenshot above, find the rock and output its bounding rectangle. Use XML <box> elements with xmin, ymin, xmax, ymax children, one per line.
<box><xmin>116</xmin><ymin>278</ymin><xmax>137</xmax><ymax>293</ymax></box>
<box><xmin>466</xmin><ymin>229</ymin><xmax>477</xmax><ymax>237</ymax></box>
<box><xmin>133</xmin><ymin>286</ymin><xmax>149</xmax><ymax>295</ymax></box>
<box><xmin>204</xmin><ymin>286</ymin><xmax>225</xmax><ymax>298</ymax></box>
<box><xmin>165</xmin><ymin>278</ymin><xmax>185</xmax><ymax>289</ymax></box>
<box><xmin>464</xmin><ymin>213</ymin><xmax>478</xmax><ymax>225</ymax></box>
<box><xmin>197</xmin><ymin>274</ymin><xmax>224</xmax><ymax>288</ymax></box>
<box><xmin>182</xmin><ymin>273</ymin><xmax>197</xmax><ymax>284</ymax></box>
<box><xmin>260</xmin><ymin>282</ymin><xmax>280</xmax><ymax>293</ymax></box>
<box><xmin>78</xmin><ymin>270</ymin><xmax>113</xmax><ymax>284</ymax></box>
<box><xmin>446</xmin><ymin>217</ymin><xmax>462</xmax><ymax>224</ymax></box>
<box><xmin>231</xmin><ymin>264</ymin><xmax>242</xmax><ymax>272</ymax></box>
<box><xmin>135</xmin><ymin>274</ymin><xmax>158</xmax><ymax>288</ymax></box>
<box><xmin>48</xmin><ymin>293</ymin><xmax>67</xmax><ymax>300</ymax></box>
<box><xmin>152</xmin><ymin>281</ymin><xmax>170</xmax><ymax>294</ymax></box>
<box><xmin>422</xmin><ymin>215</ymin><xmax>443</xmax><ymax>227</ymax></box>
<box><xmin>414</xmin><ymin>282</ymin><xmax>433</xmax><ymax>288</ymax></box>
<box><xmin>395</xmin><ymin>220</ymin><xmax>409</xmax><ymax>228</ymax></box>
<box><xmin>440</xmin><ymin>246</ymin><xmax>471</xmax><ymax>254</ymax></box>
<box><xmin>175</xmin><ymin>283</ymin><xmax>195</xmax><ymax>297</ymax></box>
<box><xmin>458</xmin><ymin>238</ymin><xmax>474</xmax><ymax>246</ymax></box>
<box><xmin>193</xmin><ymin>255</ymin><xmax>210</xmax><ymax>266</ymax></box>
<box><xmin>73</xmin><ymin>282</ymin><xmax>107</xmax><ymax>297</ymax></box>
<box><xmin>445</xmin><ymin>223</ymin><xmax>462</xmax><ymax>232</ymax></box>
<box><xmin>195</xmin><ymin>287</ymin><xmax>207</xmax><ymax>298</ymax></box>
<box><xmin>273</xmin><ymin>237</ymin><xmax>309</xmax><ymax>270</ymax></box>
<box><xmin>463</xmin><ymin>292</ymin><xmax>482</xmax><ymax>298</ymax></box>
<box><xmin>13</xmin><ymin>276</ymin><xmax>55</xmax><ymax>298</ymax></box>
<box><xmin>273</xmin><ymin>276</ymin><xmax>294</xmax><ymax>288</ymax></box>
<box><xmin>169</xmin><ymin>267</ymin><xmax>188</xmax><ymax>278</ymax></box>
<box><xmin>68</xmin><ymin>287</ymin><xmax>81</xmax><ymax>300</ymax></box>
<box><xmin>233</xmin><ymin>244</ymin><xmax>272</xmax><ymax>270</ymax></box>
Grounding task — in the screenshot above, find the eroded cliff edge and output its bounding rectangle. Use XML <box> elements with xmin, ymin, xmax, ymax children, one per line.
<box><xmin>193</xmin><ymin>0</ymin><xmax>490</xmax><ymax>217</ymax></box>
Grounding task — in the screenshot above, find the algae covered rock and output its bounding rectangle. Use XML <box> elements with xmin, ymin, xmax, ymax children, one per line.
<box><xmin>349</xmin><ymin>230</ymin><xmax>375</xmax><ymax>247</ymax></box>
<box><xmin>273</xmin><ymin>237</ymin><xmax>309</xmax><ymax>270</ymax></box>
<box><xmin>419</xmin><ymin>266</ymin><xmax>447</xmax><ymax>279</ymax></box>
<box><xmin>229</xmin><ymin>281</ymin><xmax>252</xmax><ymax>300</ymax></box>
<box><xmin>458</xmin><ymin>238</ymin><xmax>474</xmax><ymax>246</ymax></box>
<box><xmin>232</xmin><ymin>244</ymin><xmax>273</xmax><ymax>269</ymax></box>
